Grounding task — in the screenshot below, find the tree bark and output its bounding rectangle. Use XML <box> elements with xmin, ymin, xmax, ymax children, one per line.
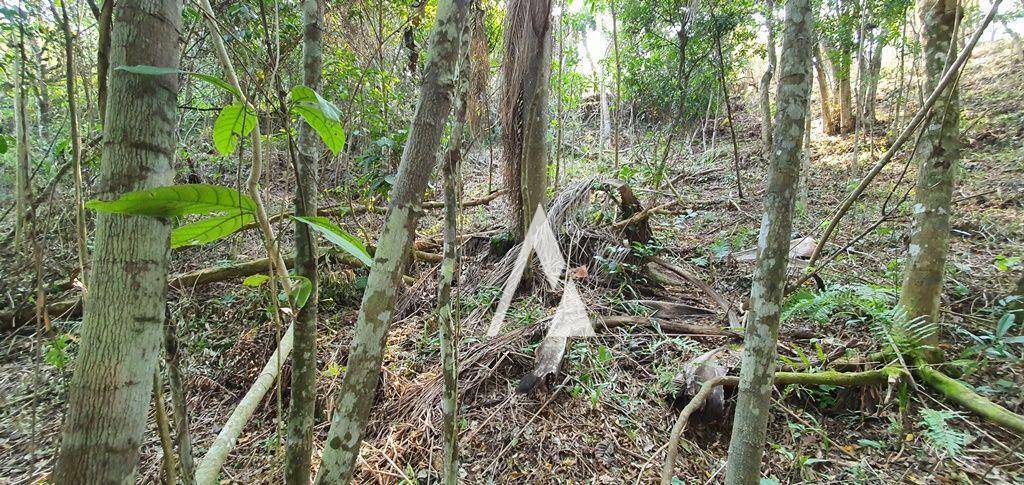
<box><xmin>724</xmin><ymin>0</ymin><xmax>814</xmax><ymax>483</ymax></box>
<box><xmin>285</xmin><ymin>1</ymin><xmax>323</xmax><ymax>483</ymax></box>
<box><xmin>438</xmin><ymin>20</ymin><xmax>471</xmax><ymax>481</ymax></box>
<box><xmin>97</xmin><ymin>0</ymin><xmax>114</xmax><ymax>123</ymax></box>
<box><xmin>898</xmin><ymin>0</ymin><xmax>960</xmax><ymax>362</ymax></box>
<box><xmin>13</xmin><ymin>18</ymin><xmax>31</xmax><ymax>246</ymax></box>
<box><xmin>55</xmin><ymin>0</ymin><xmax>90</xmax><ymax>278</ymax></box>
<box><xmin>500</xmin><ymin>0</ymin><xmax>553</xmax><ymax>240</ymax></box>
<box><xmin>814</xmin><ymin>45</ymin><xmax>838</xmax><ymax>135</ymax></box>
<box><xmin>759</xmin><ymin>0</ymin><xmax>777</xmax><ymax>152</ymax></box>
<box><xmin>53</xmin><ymin>0</ymin><xmax>181</xmax><ymax>480</ymax></box>
<box><xmin>313</xmin><ymin>1</ymin><xmax>470</xmax><ymax>482</ymax></box>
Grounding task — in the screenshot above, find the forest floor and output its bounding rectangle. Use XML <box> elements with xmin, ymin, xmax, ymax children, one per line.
<box><xmin>2</xmin><ymin>41</ymin><xmax>1023</xmax><ymax>484</ymax></box>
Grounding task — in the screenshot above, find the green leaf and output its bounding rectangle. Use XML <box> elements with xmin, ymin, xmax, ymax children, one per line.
<box><xmin>0</xmin><ymin>135</ymin><xmax>8</xmax><ymax>154</ymax></box>
<box><xmin>171</xmin><ymin>211</ymin><xmax>254</xmax><ymax>248</ymax></box>
<box><xmin>292</xmin><ymin>216</ymin><xmax>372</xmax><ymax>266</ymax></box>
<box><xmin>213</xmin><ymin>104</ymin><xmax>258</xmax><ymax>156</ymax></box>
<box><xmin>289</xmin><ymin>275</ymin><xmax>313</xmax><ymax>309</ymax></box>
<box><xmin>115</xmin><ymin>65</ymin><xmax>241</xmax><ymax>98</ymax></box>
<box><xmin>243</xmin><ymin>274</ymin><xmax>270</xmax><ymax>287</ymax></box>
<box><xmin>289</xmin><ymin>85</ymin><xmax>345</xmax><ymax>156</ymax></box>
<box><xmin>86</xmin><ymin>184</ymin><xmax>256</xmax><ymax>217</ymax></box>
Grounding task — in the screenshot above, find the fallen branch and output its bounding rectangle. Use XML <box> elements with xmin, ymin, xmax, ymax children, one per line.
<box><xmin>915</xmin><ymin>361</ymin><xmax>1024</xmax><ymax>433</ymax></box>
<box><xmin>598</xmin><ymin>315</ymin><xmax>816</xmax><ymax>340</ymax></box>
<box><xmin>194</xmin><ymin>324</ymin><xmax>293</xmax><ymax>484</ymax></box>
<box><xmin>649</xmin><ymin>258</ymin><xmax>741</xmax><ymax>326</ymax></box>
<box><xmin>660</xmin><ymin>367</ymin><xmax>906</xmax><ymax>484</ymax></box>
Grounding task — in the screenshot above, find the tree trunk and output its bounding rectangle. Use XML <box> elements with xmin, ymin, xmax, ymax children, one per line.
<box><xmin>724</xmin><ymin>0</ymin><xmax>814</xmax><ymax>483</ymax></box>
<box><xmin>438</xmin><ymin>18</ymin><xmax>472</xmax><ymax>482</ymax></box>
<box><xmin>53</xmin><ymin>0</ymin><xmax>181</xmax><ymax>480</ymax></box>
<box><xmin>55</xmin><ymin>0</ymin><xmax>89</xmax><ymax>278</ymax></box>
<box><xmin>467</xmin><ymin>3</ymin><xmax>490</xmax><ymax>136</ymax></box>
<box><xmin>814</xmin><ymin>45</ymin><xmax>838</xmax><ymax>135</ymax></box>
<box><xmin>31</xmin><ymin>38</ymin><xmax>52</xmax><ymax>138</ymax></box>
<box><xmin>898</xmin><ymin>0</ymin><xmax>960</xmax><ymax>362</ymax></box>
<box><xmin>759</xmin><ymin>0</ymin><xmax>777</xmax><ymax>152</ymax></box>
<box><xmin>285</xmin><ymin>0</ymin><xmax>323</xmax><ymax>483</ymax></box>
<box><xmin>862</xmin><ymin>36</ymin><xmax>885</xmax><ymax>128</ymax></box>
<box><xmin>97</xmin><ymin>0</ymin><xmax>114</xmax><ymax>123</ymax></box>
<box><xmin>313</xmin><ymin>1</ymin><xmax>469</xmax><ymax>482</ymax></box>
<box><xmin>14</xmin><ymin>20</ymin><xmax>31</xmax><ymax>246</ymax></box>
<box><xmin>500</xmin><ymin>0</ymin><xmax>553</xmax><ymax>240</ymax></box>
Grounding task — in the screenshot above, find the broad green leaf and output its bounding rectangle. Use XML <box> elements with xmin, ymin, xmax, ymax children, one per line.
<box><xmin>289</xmin><ymin>275</ymin><xmax>313</xmax><ymax>309</ymax></box>
<box><xmin>289</xmin><ymin>85</ymin><xmax>345</xmax><ymax>156</ymax></box>
<box><xmin>243</xmin><ymin>274</ymin><xmax>270</xmax><ymax>287</ymax></box>
<box><xmin>0</xmin><ymin>135</ymin><xmax>7</xmax><ymax>154</ymax></box>
<box><xmin>171</xmin><ymin>211</ymin><xmax>255</xmax><ymax>248</ymax></box>
<box><xmin>115</xmin><ymin>65</ymin><xmax>241</xmax><ymax>98</ymax></box>
<box><xmin>213</xmin><ymin>104</ymin><xmax>257</xmax><ymax>156</ymax></box>
<box><xmin>86</xmin><ymin>184</ymin><xmax>256</xmax><ymax>217</ymax></box>
<box><xmin>293</xmin><ymin>216</ymin><xmax>372</xmax><ymax>266</ymax></box>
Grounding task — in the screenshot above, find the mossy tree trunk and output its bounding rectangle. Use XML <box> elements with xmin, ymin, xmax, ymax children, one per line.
<box><xmin>53</xmin><ymin>0</ymin><xmax>181</xmax><ymax>481</ymax></box>
<box><xmin>898</xmin><ymin>0</ymin><xmax>960</xmax><ymax>361</ymax></box>
<box><xmin>285</xmin><ymin>0</ymin><xmax>323</xmax><ymax>483</ymax></box>
<box><xmin>314</xmin><ymin>1</ymin><xmax>470</xmax><ymax>482</ymax></box>
<box><xmin>724</xmin><ymin>0</ymin><xmax>814</xmax><ymax>483</ymax></box>
<box><xmin>500</xmin><ymin>0</ymin><xmax>553</xmax><ymax>240</ymax></box>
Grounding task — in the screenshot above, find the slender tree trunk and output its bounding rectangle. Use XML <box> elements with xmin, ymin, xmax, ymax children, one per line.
<box><xmin>500</xmin><ymin>0</ymin><xmax>553</xmax><ymax>240</ymax></box>
<box><xmin>862</xmin><ymin>36</ymin><xmax>885</xmax><ymax>128</ymax></box>
<box><xmin>55</xmin><ymin>0</ymin><xmax>89</xmax><ymax>278</ymax></box>
<box><xmin>714</xmin><ymin>30</ymin><xmax>744</xmax><ymax>199</ymax></box>
<box><xmin>724</xmin><ymin>1</ymin><xmax>814</xmax><ymax>483</ymax></box>
<box><xmin>610</xmin><ymin>0</ymin><xmax>622</xmax><ymax>168</ymax></box>
<box><xmin>53</xmin><ymin>0</ymin><xmax>181</xmax><ymax>480</ymax></box>
<box><xmin>759</xmin><ymin>0</ymin><xmax>777</xmax><ymax>152</ymax></box>
<box><xmin>164</xmin><ymin>313</ymin><xmax>196</xmax><ymax>484</ymax></box>
<box><xmin>97</xmin><ymin>0</ymin><xmax>114</xmax><ymax>124</ymax></box>
<box><xmin>438</xmin><ymin>18</ymin><xmax>472</xmax><ymax>483</ymax></box>
<box><xmin>14</xmin><ymin>19</ymin><xmax>31</xmax><ymax>246</ymax></box>
<box><xmin>467</xmin><ymin>3</ymin><xmax>490</xmax><ymax>136</ymax></box>
<box><xmin>314</xmin><ymin>1</ymin><xmax>469</xmax><ymax>482</ymax></box>
<box><xmin>31</xmin><ymin>39</ymin><xmax>51</xmax><ymax>139</ymax></box>
<box><xmin>153</xmin><ymin>371</ymin><xmax>178</xmax><ymax>485</ymax></box>
<box><xmin>285</xmin><ymin>1</ymin><xmax>323</xmax><ymax>483</ymax></box>
<box><xmin>898</xmin><ymin>0</ymin><xmax>960</xmax><ymax>362</ymax></box>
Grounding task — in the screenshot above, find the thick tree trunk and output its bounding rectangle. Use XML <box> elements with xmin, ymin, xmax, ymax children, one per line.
<box><xmin>53</xmin><ymin>0</ymin><xmax>181</xmax><ymax>480</ymax></box>
<box><xmin>285</xmin><ymin>0</ymin><xmax>323</xmax><ymax>483</ymax></box>
<box><xmin>759</xmin><ymin>0</ymin><xmax>777</xmax><ymax>152</ymax></box>
<box><xmin>467</xmin><ymin>3</ymin><xmax>490</xmax><ymax>136</ymax></box>
<box><xmin>724</xmin><ymin>0</ymin><xmax>814</xmax><ymax>483</ymax></box>
<box><xmin>814</xmin><ymin>45</ymin><xmax>838</xmax><ymax>135</ymax></box>
<box><xmin>313</xmin><ymin>1</ymin><xmax>469</xmax><ymax>482</ymax></box>
<box><xmin>898</xmin><ymin>0</ymin><xmax>960</xmax><ymax>362</ymax></box>
<box><xmin>500</xmin><ymin>0</ymin><xmax>553</xmax><ymax>240</ymax></box>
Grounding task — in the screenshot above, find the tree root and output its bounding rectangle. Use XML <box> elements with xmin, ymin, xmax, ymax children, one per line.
<box><xmin>915</xmin><ymin>361</ymin><xmax>1024</xmax><ymax>433</ymax></box>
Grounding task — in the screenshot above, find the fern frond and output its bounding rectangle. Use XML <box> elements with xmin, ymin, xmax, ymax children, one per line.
<box><xmin>919</xmin><ymin>409</ymin><xmax>967</xmax><ymax>457</ymax></box>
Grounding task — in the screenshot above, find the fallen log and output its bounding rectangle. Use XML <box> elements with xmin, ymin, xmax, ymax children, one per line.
<box><xmin>915</xmin><ymin>361</ymin><xmax>1024</xmax><ymax>433</ymax></box>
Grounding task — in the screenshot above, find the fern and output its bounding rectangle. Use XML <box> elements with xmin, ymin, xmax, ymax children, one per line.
<box><xmin>870</xmin><ymin>309</ymin><xmax>939</xmax><ymax>356</ymax></box>
<box><xmin>919</xmin><ymin>409</ymin><xmax>968</xmax><ymax>457</ymax></box>
<box><xmin>782</xmin><ymin>284</ymin><xmax>897</xmax><ymax>325</ymax></box>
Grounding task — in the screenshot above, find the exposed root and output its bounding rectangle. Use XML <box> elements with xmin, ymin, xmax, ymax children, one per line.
<box><xmin>915</xmin><ymin>361</ymin><xmax>1024</xmax><ymax>434</ymax></box>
